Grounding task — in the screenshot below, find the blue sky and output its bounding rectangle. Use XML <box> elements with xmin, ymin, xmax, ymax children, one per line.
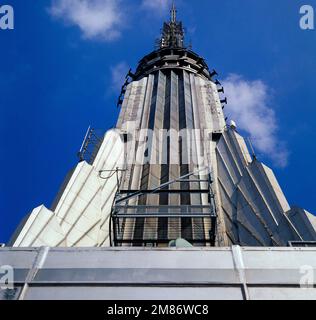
<box><xmin>0</xmin><ymin>0</ymin><xmax>316</xmax><ymax>243</ymax></box>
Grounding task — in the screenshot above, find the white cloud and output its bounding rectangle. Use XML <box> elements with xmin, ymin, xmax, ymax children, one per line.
<box><xmin>223</xmin><ymin>74</ymin><xmax>289</xmax><ymax>168</ymax></box>
<box><xmin>49</xmin><ymin>0</ymin><xmax>123</xmax><ymax>41</ymax></box>
<box><xmin>110</xmin><ymin>62</ymin><xmax>129</xmax><ymax>93</ymax></box>
<box><xmin>142</xmin><ymin>0</ymin><xmax>171</xmax><ymax>13</ymax></box>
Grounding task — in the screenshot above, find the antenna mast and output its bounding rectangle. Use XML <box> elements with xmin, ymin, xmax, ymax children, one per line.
<box><xmin>171</xmin><ymin>1</ymin><xmax>177</xmax><ymax>23</ymax></box>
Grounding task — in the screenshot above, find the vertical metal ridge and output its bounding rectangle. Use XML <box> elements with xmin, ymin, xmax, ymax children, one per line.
<box><xmin>158</xmin><ymin>70</ymin><xmax>172</xmax><ymax>242</ymax></box>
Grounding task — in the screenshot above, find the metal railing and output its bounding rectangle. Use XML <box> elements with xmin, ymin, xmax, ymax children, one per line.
<box><xmin>110</xmin><ymin>169</ymin><xmax>218</xmax><ymax>247</ymax></box>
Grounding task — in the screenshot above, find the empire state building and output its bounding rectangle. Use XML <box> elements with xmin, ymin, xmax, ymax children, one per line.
<box><xmin>9</xmin><ymin>4</ymin><xmax>316</xmax><ymax>248</ymax></box>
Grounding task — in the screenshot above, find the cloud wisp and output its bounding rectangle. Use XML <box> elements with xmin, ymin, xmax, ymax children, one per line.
<box><xmin>49</xmin><ymin>0</ymin><xmax>179</xmax><ymax>41</ymax></box>
<box><xmin>49</xmin><ymin>0</ymin><xmax>124</xmax><ymax>41</ymax></box>
<box><xmin>223</xmin><ymin>74</ymin><xmax>289</xmax><ymax>168</ymax></box>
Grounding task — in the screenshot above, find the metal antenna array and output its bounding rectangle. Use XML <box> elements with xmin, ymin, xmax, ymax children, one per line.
<box><xmin>171</xmin><ymin>1</ymin><xmax>177</xmax><ymax>23</ymax></box>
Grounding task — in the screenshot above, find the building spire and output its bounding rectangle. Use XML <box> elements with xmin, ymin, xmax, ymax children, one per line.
<box><xmin>171</xmin><ymin>1</ymin><xmax>177</xmax><ymax>23</ymax></box>
<box><xmin>159</xmin><ymin>1</ymin><xmax>185</xmax><ymax>49</ymax></box>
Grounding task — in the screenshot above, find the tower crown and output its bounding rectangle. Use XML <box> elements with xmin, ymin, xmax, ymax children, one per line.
<box><xmin>133</xmin><ymin>3</ymin><xmax>213</xmax><ymax>82</ymax></box>
<box><xmin>160</xmin><ymin>2</ymin><xmax>185</xmax><ymax>49</ymax></box>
